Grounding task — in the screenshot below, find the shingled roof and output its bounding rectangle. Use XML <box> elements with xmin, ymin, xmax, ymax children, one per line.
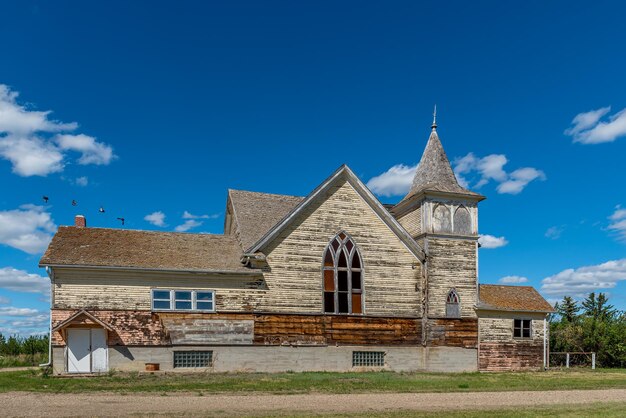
<box><xmin>39</xmin><ymin>226</ymin><xmax>254</xmax><ymax>273</ymax></box>
<box><xmin>228</xmin><ymin>189</ymin><xmax>304</xmax><ymax>250</ymax></box>
<box><xmin>478</xmin><ymin>284</ymin><xmax>555</xmax><ymax>312</ymax></box>
<box><xmin>401</xmin><ymin>128</ymin><xmax>483</xmax><ymax>202</ymax></box>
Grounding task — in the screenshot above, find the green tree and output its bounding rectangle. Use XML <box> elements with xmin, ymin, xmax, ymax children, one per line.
<box><xmin>582</xmin><ymin>292</ymin><xmax>615</xmax><ymax>320</ymax></box>
<box><xmin>556</xmin><ymin>296</ymin><xmax>580</xmax><ymax>322</ymax></box>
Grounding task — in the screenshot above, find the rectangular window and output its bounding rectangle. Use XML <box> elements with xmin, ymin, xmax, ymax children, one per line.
<box><xmin>513</xmin><ymin>319</ymin><xmax>532</xmax><ymax>338</ymax></box>
<box><xmin>352</xmin><ymin>351</ymin><xmax>385</xmax><ymax>367</ymax></box>
<box><xmin>151</xmin><ymin>289</ymin><xmax>215</xmax><ymax>312</ymax></box>
<box><xmin>173</xmin><ymin>351</ymin><xmax>213</xmax><ymax>368</ymax></box>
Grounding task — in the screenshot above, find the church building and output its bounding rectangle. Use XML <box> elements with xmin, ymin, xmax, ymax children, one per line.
<box><xmin>40</xmin><ymin>119</ymin><xmax>554</xmax><ymax>374</ymax></box>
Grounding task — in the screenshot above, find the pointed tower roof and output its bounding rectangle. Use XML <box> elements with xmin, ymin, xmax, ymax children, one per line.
<box><xmin>401</xmin><ymin>119</ymin><xmax>483</xmax><ymax>203</ymax></box>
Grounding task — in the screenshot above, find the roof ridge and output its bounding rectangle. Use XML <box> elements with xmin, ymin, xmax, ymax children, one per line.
<box><xmin>57</xmin><ymin>225</ymin><xmax>229</xmax><ymax>237</ymax></box>
<box><xmin>228</xmin><ymin>188</ymin><xmax>304</xmax><ymax>199</ymax></box>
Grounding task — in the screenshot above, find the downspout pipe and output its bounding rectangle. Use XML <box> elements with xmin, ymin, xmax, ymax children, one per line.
<box><xmin>39</xmin><ymin>266</ymin><xmax>54</xmax><ymax>368</ymax></box>
<box><xmin>543</xmin><ymin>314</ymin><xmax>548</xmax><ymax>370</ymax></box>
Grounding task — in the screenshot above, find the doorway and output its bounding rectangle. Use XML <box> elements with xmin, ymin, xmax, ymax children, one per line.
<box><xmin>67</xmin><ymin>328</ymin><xmax>108</xmax><ymax>373</ymax></box>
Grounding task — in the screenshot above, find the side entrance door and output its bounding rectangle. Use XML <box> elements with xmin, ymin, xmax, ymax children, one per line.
<box><xmin>67</xmin><ymin>328</ymin><xmax>108</xmax><ymax>373</ymax></box>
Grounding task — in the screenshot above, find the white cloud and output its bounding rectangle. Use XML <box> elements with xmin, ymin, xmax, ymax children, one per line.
<box><xmin>545</xmin><ymin>226</ymin><xmax>565</xmax><ymax>240</ymax></box>
<box><xmin>0</xmin><ymin>84</ymin><xmax>115</xmax><ymax>176</ymax></box>
<box><xmin>175</xmin><ymin>219</ymin><xmax>203</xmax><ymax>232</ymax></box>
<box><xmin>0</xmin><ymin>296</ymin><xmax>9</xmax><ymax>304</ymax></box>
<box><xmin>0</xmin><ymin>306</ymin><xmax>48</xmax><ymax>336</ymax></box>
<box><xmin>0</xmin><ymin>306</ymin><xmax>39</xmax><ymax>316</ymax></box>
<box><xmin>454</xmin><ymin>153</ymin><xmax>545</xmax><ymax>195</ymax></box>
<box><xmin>565</xmin><ymin>106</ymin><xmax>626</xmax><ymax>144</ymax></box>
<box><xmin>75</xmin><ymin>176</ymin><xmax>89</xmax><ymax>187</ymax></box>
<box><xmin>0</xmin><ymin>267</ymin><xmax>50</xmax><ymax>294</ymax></box>
<box><xmin>182</xmin><ymin>211</ymin><xmax>219</xmax><ymax>220</ymax></box>
<box><xmin>56</xmin><ymin>134</ymin><xmax>115</xmax><ymax>165</ymax></box>
<box><xmin>608</xmin><ymin>206</ymin><xmax>626</xmax><ymax>241</ymax></box>
<box><xmin>496</xmin><ymin>167</ymin><xmax>546</xmax><ymax>195</ymax></box>
<box><xmin>0</xmin><ymin>205</ymin><xmax>56</xmax><ymax>254</ymax></box>
<box><xmin>541</xmin><ymin>258</ymin><xmax>626</xmax><ymax>298</ymax></box>
<box><xmin>499</xmin><ymin>276</ymin><xmax>529</xmax><ymax>284</ymax></box>
<box><xmin>365</xmin><ymin>164</ymin><xmax>417</xmax><ymax>197</ymax></box>
<box><xmin>478</xmin><ymin>234</ymin><xmax>508</xmax><ymax>249</ymax></box>
<box><xmin>144</xmin><ymin>211</ymin><xmax>167</xmax><ymax>227</ymax></box>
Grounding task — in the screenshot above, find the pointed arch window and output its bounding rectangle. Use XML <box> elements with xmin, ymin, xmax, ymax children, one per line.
<box><xmin>446</xmin><ymin>289</ymin><xmax>460</xmax><ymax>318</ymax></box>
<box><xmin>433</xmin><ymin>204</ymin><xmax>452</xmax><ymax>233</ymax></box>
<box><xmin>453</xmin><ymin>206</ymin><xmax>472</xmax><ymax>235</ymax></box>
<box><xmin>323</xmin><ymin>232</ymin><xmax>363</xmax><ymax>314</ymax></box>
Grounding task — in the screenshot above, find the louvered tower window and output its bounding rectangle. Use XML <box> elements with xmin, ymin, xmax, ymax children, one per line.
<box><xmin>322</xmin><ymin>232</ymin><xmax>363</xmax><ymax>314</ymax></box>
<box><xmin>446</xmin><ymin>289</ymin><xmax>460</xmax><ymax>318</ymax></box>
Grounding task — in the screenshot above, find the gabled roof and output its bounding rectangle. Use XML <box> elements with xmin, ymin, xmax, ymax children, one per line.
<box><xmin>40</xmin><ymin>226</ymin><xmax>254</xmax><ymax>273</ymax></box>
<box><xmin>246</xmin><ymin>164</ymin><xmax>425</xmax><ymax>261</ymax></box>
<box><xmin>401</xmin><ymin>128</ymin><xmax>483</xmax><ymax>203</ymax></box>
<box><xmin>228</xmin><ymin>189</ymin><xmax>303</xmax><ymax>250</ymax></box>
<box><xmin>478</xmin><ymin>284</ymin><xmax>555</xmax><ymax>313</ymax></box>
<box><xmin>52</xmin><ymin>310</ymin><xmax>114</xmax><ymax>332</ymax></box>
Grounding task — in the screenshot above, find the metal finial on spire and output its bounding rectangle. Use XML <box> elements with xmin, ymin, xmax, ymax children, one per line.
<box><xmin>431</xmin><ymin>104</ymin><xmax>437</xmax><ymax>130</ymax></box>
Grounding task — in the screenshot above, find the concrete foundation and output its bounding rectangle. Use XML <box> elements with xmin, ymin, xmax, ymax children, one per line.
<box><xmin>53</xmin><ymin>345</ymin><xmax>477</xmax><ymax>374</ymax></box>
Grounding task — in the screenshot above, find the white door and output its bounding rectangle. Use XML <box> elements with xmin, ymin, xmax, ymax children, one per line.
<box><xmin>91</xmin><ymin>329</ymin><xmax>108</xmax><ymax>372</ymax></box>
<box><xmin>67</xmin><ymin>329</ymin><xmax>91</xmax><ymax>373</ymax></box>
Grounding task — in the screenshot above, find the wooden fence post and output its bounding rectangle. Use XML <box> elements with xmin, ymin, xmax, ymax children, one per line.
<box><xmin>592</xmin><ymin>353</ymin><xmax>596</xmax><ymax>370</ymax></box>
<box><xmin>566</xmin><ymin>352</ymin><xmax>570</xmax><ymax>368</ymax></box>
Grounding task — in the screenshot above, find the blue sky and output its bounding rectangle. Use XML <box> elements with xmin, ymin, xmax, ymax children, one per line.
<box><xmin>1</xmin><ymin>1</ymin><xmax>625</xmax><ymax>335</ymax></box>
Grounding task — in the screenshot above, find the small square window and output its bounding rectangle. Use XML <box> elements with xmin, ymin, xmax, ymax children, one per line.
<box><xmin>173</xmin><ymin>351</ymin><xmax>213</xmax><ymax>368</ymax></box>
<box><xmin>513</xmin><ymin>319</ymin><xmax>532</xmax><ymax>338</ymax></box>
<box><xmin>352</xmin><ymin>351</ymin><xmax>385</xmax><ymax>367</ymax></box>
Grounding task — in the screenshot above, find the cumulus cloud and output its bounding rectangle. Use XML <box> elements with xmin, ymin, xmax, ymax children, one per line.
<box><xmin>565</xmin><ymin>106</ymin><xmax>626</xmax><ymax>144</ymax></box>
<box><xmin>365</xmin><ymin>164</ymin><xmax>417</xmax><ymax>197</ymax></box>
<box><xmin>478</xmin><ymin>234</ymin><xmax>508</xmax><ymax>249</ymax></box>
<box><xmin>0</xmin><ymin>267</ymin><xmax>50</xmax><ymax>294</ymax></box>
<box><xmin>499</xmin><ymin>276</ymin><xmax>529</xmax><ymax>284</ymax></box>
<box><xmin>541</xmin><ymin>258</ymin><xmax>626</xmax><ymax>298</ymax></box>
<box><xmin>545</xmin><ymin>226</ymin><xmax>566</xmax><ymax>240</ymax></box>
<box><xmin>0</xmin><ymin>84</ymin><xmax>115</xmax><ymax>176</ymax></box>
<box><xmin>182</xmin><ymin>211</ymin><xmax>219</xmax><ymax>220</ymax></box>
<box><xmin>0</xmin><ymin>307</ymin><xmax>39</xmax><ymax>316</ymax></box>
<box><xmin>0</xmin><ymin>306</ymin><xmax>49</xmax><ymax>336</ymax></box>
<box><xmin>608</xmin><ymin>206</ymin><xmax>626</xmax><ymax>241</ymax></box>
<box><xmin>144</xmin><ymin>211</ymin><xmax>167</xmax><ymax>227</ymax></box>
<box><xmin>454</xmin><ymin>153</ymin><xmax>545</xmax><ymax>195</ymax></box>
<box><xmin>0</xmin><ymin>205</ymin><xmax>56</xmax><ymax>254</ymax></box>
<box><xmin>174</xmin><ymin>219</ymin><xmax>203</xmax><ymax>232</ymax></box>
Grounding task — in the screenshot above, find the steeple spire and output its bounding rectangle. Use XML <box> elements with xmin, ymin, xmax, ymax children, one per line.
<box><xmin>431</xmin><ymin>104</ymin><xmax>437</xmax><ymax>130</ymax></box>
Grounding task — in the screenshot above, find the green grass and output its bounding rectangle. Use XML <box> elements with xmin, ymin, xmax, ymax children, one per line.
<box><xmin>0</xmin><ymin>354</ymin><xmax>47</xmax><ymax>368</ymax></box>
<box><xmin>0</xmin><ymin>368</ymin><xmax>624</xmax><ymax>394</ymax></box>
<box><xmin>257</xmin><ymin>402</ymin><xmax>626</xmax><ymax>418</ymax></box>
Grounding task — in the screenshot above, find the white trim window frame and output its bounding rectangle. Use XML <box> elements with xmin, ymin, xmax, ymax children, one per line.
<box><xmin>513</xmin><ymin>318</ymin><xmax>532</xmax><ymax>339</ymax></box>
<box><xmin>151</xmin><ymin>289</ymin><xmax>215</xmax><ymax>312</ymax></box>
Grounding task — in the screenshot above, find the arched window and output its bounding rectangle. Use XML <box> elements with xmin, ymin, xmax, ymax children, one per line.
<box><xmin>323</xmin><ymin>232</ymin><xmax>363</xmax><ymax>314</ymax></box>
<box><xmin>433</xmin><ymin>204</ymin><xmax>452</xmax><ymax>233</ymax></box>
<box><xmin>453</xmin><ymin>206</ymin><xmax>472</xmax><ymax>235</ymax></box>
<box><xmin>446</xmin><ymin>289</ymin><xmax>460</xmax><ymax>318</ymax></box>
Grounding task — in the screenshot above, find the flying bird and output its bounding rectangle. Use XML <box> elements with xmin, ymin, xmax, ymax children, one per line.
<box><xmin>72</xmin><ymin>200</ymin><xmax>77</xmax><ymax>206</ymax></box>
<box><xmin>117</xmin><ymin>217</ymin><xmax>125</xmax><ymax>226</ymax></box>
<box><xmin>99</xmin><ymin>207</ymin><xmax>105</xmax><ymax>213</ymax></box>
<box><xmin>42</xmin><ymin>196</ymin><xmax>49</xmax><ymax>203</ymax></box>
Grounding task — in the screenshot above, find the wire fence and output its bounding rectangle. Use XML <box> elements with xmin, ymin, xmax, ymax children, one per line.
<box><xmin>549</xmin><ymin>352</ymin><xmax>596</xmax><ymax>369</ymax></box>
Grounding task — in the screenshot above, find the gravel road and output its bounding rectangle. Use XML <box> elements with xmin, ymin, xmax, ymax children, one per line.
<box><xmin>1</xmin><ymin>389</ymin><xmax>624</xmax><ymax>417</ymax></box>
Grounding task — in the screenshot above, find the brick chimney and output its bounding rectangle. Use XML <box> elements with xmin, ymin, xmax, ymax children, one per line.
<box><xmin>75</xmin><ymin>215</ymin><xmax>87</xmax><ymax>228</ymax></box>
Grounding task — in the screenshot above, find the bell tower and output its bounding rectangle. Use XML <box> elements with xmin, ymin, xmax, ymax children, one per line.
<box><xmin>391</xmin><ymin>112</ymin><xmax>485</xmax><ymax>320</ymax></box>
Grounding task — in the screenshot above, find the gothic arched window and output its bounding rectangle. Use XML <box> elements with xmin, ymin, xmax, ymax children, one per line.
<box><xmin>433</xmin><ymin>204</ymin><xmax>452</xmax><ymax>233</ymax></box>
<box><xmin>453</xmin><ymin>206</ymin><xmax>472</xmax><ymax>235</ymax></box>
<box><xmin>323</xmin><ymin>232</ymin><xmax>363</xmax><ymax>314</ymax></box>
<box><xmin>446</xmin><ymin>289</ymin><xmax>460</xmax><ymax>318</ymax></box>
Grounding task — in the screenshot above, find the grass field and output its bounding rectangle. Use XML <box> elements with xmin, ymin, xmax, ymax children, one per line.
<box><xmin>0</xmin><ymin>368</ymin><xmax>624</xmax><ymax>394</ymax></box>
<box><xmin>0</xmin><ymin>353</ymin><xmax>46</xmax><ymax>368</ymax></box>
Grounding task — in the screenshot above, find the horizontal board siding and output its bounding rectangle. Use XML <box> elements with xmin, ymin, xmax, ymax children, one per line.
<box><xmin>397</xmin><ymin>204</ymin><xmax>422</xmax><ymax>237</ymax></box>
<box><xmin>427</xmin><ymin>318</ymin><xmax>478</xmax><ymax>349</ymax></box>
<box><xmin>427</xmin><ymin>238</ymin><xmax>477</xmax><ymax>318</ymax></box>
<box><xmin>479</xmin><ymin>342</ymin><xmax>543</xmax><ymax>371</ymax></box>
<box><xmin>478</xmin><ymin>315</ymin><xmax>545</xmax><ymax>342</ymax></box>
<box><xmin>53</xmin><ymin>268</ymin><xmax>266</xmax><ymax>311</ymax></box>
<box><xmin>261</xmin><ymin>180</ymin><xmax>422</xmax><ymax>316</ymax></box>
<box><xmin>254</xmin><ymin>314</ymin><xmax>421</xmax><ymax>346</ymax></box>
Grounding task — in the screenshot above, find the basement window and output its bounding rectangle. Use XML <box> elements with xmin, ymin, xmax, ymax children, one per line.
<box><xmin>513</xmin><ymin>319</ymin><xmax>532</xmax><ymax>338</ymax></box>
<box><xmin>151</xmin><ymin>289</ymin><xmax>215</xmax><ymax>312</ymax></box>
<box><xmin>173</xmin><ymin>351</ymin><xmax>213</xmax><ymax>368</ymax></box>
<box><xmin>352</xmin><ymin>351</ymin><xmax>385</xmax><ymax>367</ymax></box>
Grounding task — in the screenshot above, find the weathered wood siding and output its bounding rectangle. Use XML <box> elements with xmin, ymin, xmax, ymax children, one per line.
<box><xmin>397</xmin><ymin>203</ymin><xmax>422</xmax><ymax>237</ymax></box>
<box><xmin>260</xmin><ymin>179</ymin><xmax>422</xmax><ymax>316</ymax></box>
<box><xmin>478</xmin><ymin>311</ymin><xmax>546</xmax><ymax>371</ymax></box>
<box><xmin>426</xmin><ymin>237</ymin><xmax>477</xmax><ymax>318</ymax></box>
<box><xmin>53</xmin><ymin>268</ymin><xmax>266</xmax><ymax>311</ymax></box>
<box><xmin>254</xmin><ymin>314</ymin><xmax>421</xmax><ymax>346</ymax></box>
<box><xmin>427</xmin><ymin>318</ymin><xmax>478</xmax><ymax>349</ymax></box>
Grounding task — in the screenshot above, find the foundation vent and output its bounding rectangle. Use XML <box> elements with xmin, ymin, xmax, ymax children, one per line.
<box><xmin>173</xmin><ymin>351</ymin><xmax>213</xmax><ymax>368</ymax></box>
<box><xmin>352</xmin><ymin>351</ymin><xmax>385</xmax><ymax>367</ymax></box>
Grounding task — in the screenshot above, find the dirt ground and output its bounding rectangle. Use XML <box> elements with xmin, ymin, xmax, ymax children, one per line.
<box><xmin>0</xmin><ymin>389</ymin><xmax>624</xmax><ymax>417</ymax></box>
